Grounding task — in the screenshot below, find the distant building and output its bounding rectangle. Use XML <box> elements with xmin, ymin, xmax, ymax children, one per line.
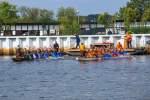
<box><xmin>87</xmin><ymin>14</ymin><xmax>99</xmax><ymax>23</ymax></box>
<box><xmin>0</xmin><ymin>23</ymin><xmax>59</xmax><ymax>36</ymax></box>
<box><xmin>1</xmin><ymin>17</ymin><xmax>150</xmax><ymax>36</ymax></box>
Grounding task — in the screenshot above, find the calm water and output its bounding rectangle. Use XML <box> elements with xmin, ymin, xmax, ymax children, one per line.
<box><xmin>0</xmin><ymin>56</ymin><xmax>150</xmax><ymax>100</ymax></box>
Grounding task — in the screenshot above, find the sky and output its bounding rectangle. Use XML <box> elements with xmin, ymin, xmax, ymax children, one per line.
<box><xmin>8</xmin><ymin>0</ymin><xmax>129</xmax><ymax>15</ymax></box>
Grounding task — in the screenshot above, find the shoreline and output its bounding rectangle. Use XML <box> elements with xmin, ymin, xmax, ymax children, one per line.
<box><xmin>0</xmin><ymin>48</ymin><xmax>149</xmax><ymax>56</ymax></box>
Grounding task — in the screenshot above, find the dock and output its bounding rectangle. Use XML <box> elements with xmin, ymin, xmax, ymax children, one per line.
<box><xmin>66</xmin><ymin>49</ymin><xmax>81</xmax><ymax>56</ymax></box>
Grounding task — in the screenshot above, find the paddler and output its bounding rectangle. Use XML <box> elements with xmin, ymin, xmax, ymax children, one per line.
<box><xmin>86</xmin><ymin>48</ymin><xmax>96</xmax><ymax>58</ymax></box>
<box><xmin>16</xmin><ymin>45</ymin><xmax>23</xmax><ymax>57</ymax></box>
<box><xmin>116</xmin><ymin>42</ymin><xmax>123</xmax><ymax>52</ymax></box>
<box><xmin>53</xmin><ymin>41</ymin><xmax>59</xmax><ymax>52</ymax></box>
<box><xmin>94</xmin><ymin>47</ymin><xmax>99</xmax><ymax>58</ymax></box>
<box><xmin>86</xmin><ymin>49</ymin><xmax>93</xmax><ymax>58</ymax></box>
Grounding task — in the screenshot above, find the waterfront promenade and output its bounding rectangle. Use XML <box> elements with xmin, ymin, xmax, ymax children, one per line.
<box><xmin>0</xmin><ymin>34</ymin><xmax>150</xmax><ymax>55</ymax></box>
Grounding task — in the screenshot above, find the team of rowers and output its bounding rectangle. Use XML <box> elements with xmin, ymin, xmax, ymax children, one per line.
<box><xmin>79</xmin><ymin>42</ymin><xmax>128</xmax><ymax>58</ymax></box>
<box><xmin>16</xmin><ymin>40</ymin><xmax>128</xmax><ymax>60</ymax></box>
<box><xmin>16</xmin><ymin>41</ymin><xmax>64</xmax><ymax>60</ymax></box>
<box><xmin>16</xmin><ymin>48</ymin><xmax>64</xmax><ymax>60</ymax></box>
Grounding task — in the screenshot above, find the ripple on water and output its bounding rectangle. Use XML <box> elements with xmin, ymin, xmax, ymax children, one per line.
<box><xmin>0</xmin><ymin>56</ymin><xmax>150</xmax><ymax>100</ymax></box>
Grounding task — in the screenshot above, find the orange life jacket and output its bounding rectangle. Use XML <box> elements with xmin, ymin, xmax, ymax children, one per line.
<box><xmin>126</xmin><ymin>34</ymin><xmax>132</xmax><ymax>41</ymax></box>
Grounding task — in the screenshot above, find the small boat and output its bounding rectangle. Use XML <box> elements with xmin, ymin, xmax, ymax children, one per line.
<box><xmin>103</xmin><ymin>55</ymin><xmax>132</xmax><ymax>60</ymax></box>
<box><xmin>12</xmin><ymin>57</ymin><xmax>25</xmax><ymax>62</ymax></box>
<box><xmin>66</xmin><ymin>49</ymin><xmax>81</xmax><ymax>56</ymax></box>
<box><xmin>113</xmin><ymin>55</ymin><xmax>132</xmax><ymax>59</ymax></box>
<box><xmin>76</xmin><ymin>57</ymin><xmax>102</xmax><ymax>61</ymax></box>
<box><xmin>76</xmin><ymin>55</ymin><xmax>132</xmax><ymax>61</ymax></box>
<box><xmin>12</xmin><ymin>56</ymin><xmax>64</xmax><ymax>62</ymax></box>
<box><xmin>48</xmin><ymin>56</ymin><xmax>64</xmax><ymax>60</ymax></box>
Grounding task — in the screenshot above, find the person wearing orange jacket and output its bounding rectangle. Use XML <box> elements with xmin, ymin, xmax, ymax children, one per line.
<box><xmin>116</xmin><ymin>42</ymin><xmax>123</xmax><ymax>52</ymax></box>
<box><xmin>126</xmin><ymin>32</ymin><xmax>132</xmax><ymax>48</ymax></box>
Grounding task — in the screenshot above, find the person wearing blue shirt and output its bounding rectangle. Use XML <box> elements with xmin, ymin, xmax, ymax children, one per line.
<box><xmin>75</xmin><ymin>34</ymin><xmax>80</xmax><ymax>48</ymax></box>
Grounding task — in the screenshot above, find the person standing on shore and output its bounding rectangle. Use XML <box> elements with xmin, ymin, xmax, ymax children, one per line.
<box><xmin>75</xmin><ymin>33</ymin><xmax>80</xmax><ymax>48</ymax></box>
<box><xmin>126</xmin><ymin>32</ymin><xmax>132</xmax><ymax>48</ymax></box>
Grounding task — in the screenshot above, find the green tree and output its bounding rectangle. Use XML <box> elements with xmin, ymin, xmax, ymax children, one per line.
<box><xmin>98</xmin><ymin>12</ymin><xmax>112</xmax><ymax>30</ymax></box>
<box><xmin>59</xmin><ymin>16</ymin><xmax>70</xmax><ymax>35</ymax></box>
<box><xmin>39</xmin><ymin>9</ymin><xmax>54</xmax><ymax>23</ymax></box>
<box><xmin>18</xmin><ymin>7</ymin><xmax>39</xmax><ymax>23</ymax></box>
<box><xmin>142</xmin><ymin>7</ymin><xmax>150</xmax><ymax>33</ymax></box>
<box><xmin>0</xmin><ymin>1</ymin><xmax>17</xmax><ymax>23</ymax></box>
<box><xmin>117</xmin><ymin>0</ymin><xmax>150</xmax><ymax>21</ymax></box>
<box><xmin>115</xmin><ymin>7</ymin><xmax>126</xmax><ymax>20</ymax></box>
<box><xmin>142</xmin><ymin>7</ymin><xmax>150</xmax><ymax>21</ymax></box>
<box><xmin>18</xmin><ymin>6</ymin><xmax>54</xmax><ymax>23</ymax></box>
<box><xmin>116</xmin><ymin>0</ymin><xmax>150</xmax><ymax>33</ymax></box>
<box><xmin>123</xmin><ymin>7</ymin><xmax>136</xmax><ymax>28</ymax></box>
<box><xmin>72</xmin><ymin>19</ymin><xmax>80</xmax><ymax>34</ymax></box>
<box><xmin>57</xmin><ymin>7</ymin><xmax>79</xmax><ymax>35</ymax></box>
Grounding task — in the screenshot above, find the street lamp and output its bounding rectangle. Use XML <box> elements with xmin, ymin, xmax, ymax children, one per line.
<box><xmin>76</xmin><ymin>9</ymin><xmax>80</xmax><ymax>24</ymax></box>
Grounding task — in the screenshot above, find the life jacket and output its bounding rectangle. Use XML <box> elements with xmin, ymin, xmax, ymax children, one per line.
<box><xmin>97</xmin><ymin>50</ymin><xmax>102</xmax><ymax>55</ymax></box>
<box><xmin>86</xmin><ymin>51</ymin><xmax>93</xmax><ymax>58</ymax></box>
<box><xmin>51</xmin><ymin>52</ymin><xmax>58</xmax><ymax>57</ymax></box>
<box><xmin>43</xmin><ymin>53</ymin><xmax>49</xmax><ymax>58</ymax></box>
<box><xmin>116</xmin><ymin>43</ymin><xmax>123</xmax><ymax>51</ymax></box>
<box><xmin>35</xmin><ymin>53</ymin><xmax>39</xmax><ymax>59</ymax></box>
<box><xmin>79</xmin><ymin>44</ymin><xmax>85</xmax><ymax>51</ymax></box>
<box><xmin>127</xmin><ymin>34</ymin><xmax>132</xmax><ymax>41</ymax></box>
<box><xmin>37</xmin><ymin>53</ymin><xmax>41</xmax><ymax>59</ymax></box>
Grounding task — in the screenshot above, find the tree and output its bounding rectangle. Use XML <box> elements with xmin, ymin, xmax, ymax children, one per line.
<box><xmin>39</xmin><ymin>9</ymin><xmax>54</xmax><ymax>23</ymax></box>
<box><xmin>18</xmin><ymin>6</ymin><xmax>54</xmax><ymax>23</ymax></box>
<box><xmin>123</xmin><ymin>7</ymin><xmax>136</xmax><ymax>28</ymax></box>
<box><xmin>72</xmin><ymin>19</ymin><xmax>80</xmax><ymax>34</ymax></box>
<box><xmin>142</xmin><ymin>7</ymin><xmax>150</xmax><ymax>21</ymax></box>
<box><xmin>115</xmin><ymin>7</ymin><xmax>126</xmax><ymax>20</ymax></box>
<box><xmin>98</xmin><ymin>12</ymin><xmax>112</xmax><ymax>30</ymax></box>
<box><xmin>0</xmin><ymin>1</ymin><xmax>17</xmax><ymax>23</ymax></box>
<box><xmin>57</xmin><ymin>7</ymin><xmax>79</xmax><ymax>35</ymax></box>
<box><xmin>59</xmin><ymin>16</ymin><xmax>70</xmax><ymax>35</ymax></box>
<box><xmin>116</xmin><ymin>0</ymin><xmax>150</xmax><ymax>33</ymax></box>
<box><xmin>57</xmin><ymin>7</ymin><xmax>66</xmax><ymax>20</ymax></box>
<box><xmin>117</xmin><ymin>0</ymin><xmax>150</xmax><ymax>21</ymax></box>
<box><xmin>18</xmin><ymin>7</ymin><xmax>39</xmax><ymax>23</ymax></box>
